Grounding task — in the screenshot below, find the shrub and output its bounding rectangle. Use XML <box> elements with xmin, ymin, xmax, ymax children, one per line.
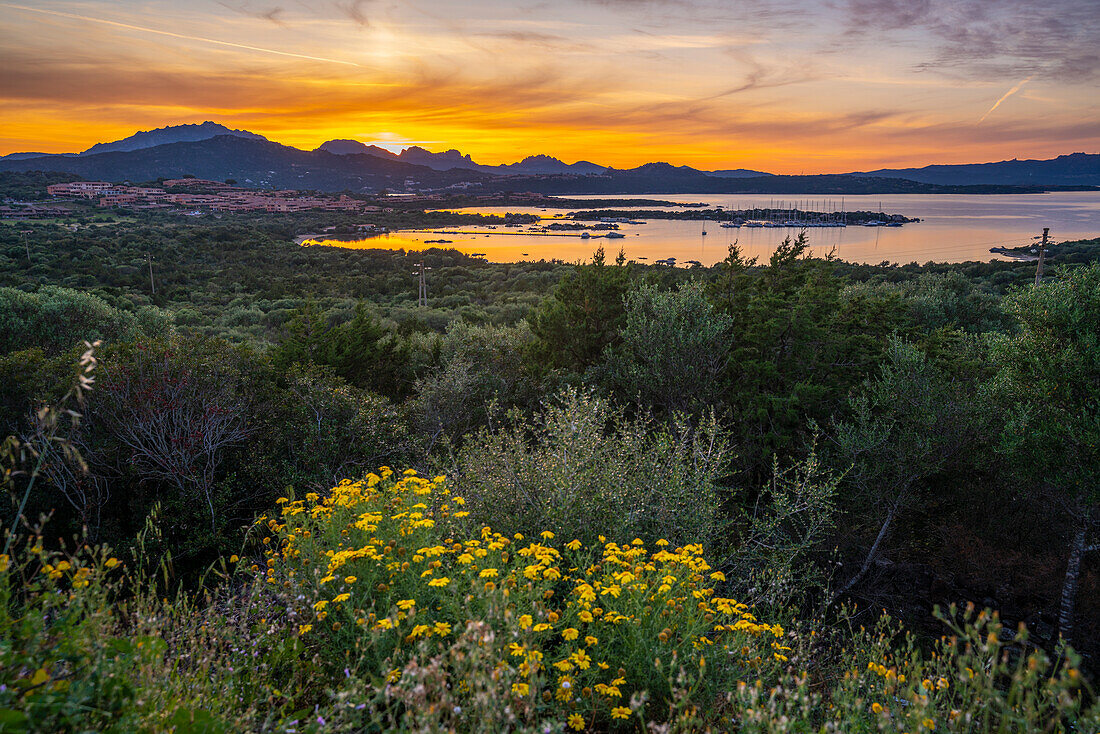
<box><xmin>258</xmin><ymin>468</ymin><xmax>787</xmax><ymax>731</ymax></box>
<box><xmin>448</xmin><ymin>388</ymin><xmax>730</xmax><ymax>551</ymax></box>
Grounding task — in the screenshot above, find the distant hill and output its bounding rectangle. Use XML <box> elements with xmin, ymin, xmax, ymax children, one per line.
<box><xmin>495</xmin><ymin>155</ymin><xmax>606</xmax><ymax>175</ymax></box>
<box><xmin>0</xmin><ymin>151</ymin><xmax>74</xmax><ymax>161</ymax></box>
<box><xmin>0</xmin><ymin>136</ymin><xmax>497</xmax><ymax>192</ymax></box>
<box><xmin>708</xmin><ymin>168</ymin><xmax>774</xmax><ymax>178</ymax></box>
<box><xmin>4</xmin><ymin>124</ymin><xmax>1095</xmax><ymax>195</ymax></box>
<box><xmin>80</xmin><ymin>121</ymin><xmax>268</xmax><ymax>156</ymax></box>
<box><xmin>852</xmin><ymin>153</ymin><xmax>1100</xmax><ymax>186</ymax></box>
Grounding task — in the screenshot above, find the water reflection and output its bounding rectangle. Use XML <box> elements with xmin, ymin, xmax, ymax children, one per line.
<box><xmin>302</xmin><ymin>192</ymin><xmax>1100</xmax><ymax>265</ymax></box>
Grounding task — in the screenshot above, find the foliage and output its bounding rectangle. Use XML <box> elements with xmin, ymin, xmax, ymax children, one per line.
<box><xmin>529</xmin><ymin>248</ymin><xmax>633</xmax><ymax>376</ymax></box>
<box><xmin>261</xmin><ymin>468</ymin><xmax>787</xmax><ymax>731</ymax></box>
<box><xmin>601</xmin><ymin>280</ymin><xmax>732</xmax><ymax>414</ymax></box>
<box><xmin>411</xmin><ymin>321</ymin><xmax>539</xmax><ymax>447</ymax></box>
<box><xmin>987</xmin><ymin>263</ymin><xmax>1100</xmax><ymax>642</ymax></box>
<box><xmin>0</xmin><ymin>286</ymin><xmax>170</xmax><ymax>356</ymax></box>
<box><xmin>1</xmin><ymin>474</ymin><xmax>1095</xmax><ymax>732</ymax></box>
<box><xmin>829</xmin><ymin>338</ymin><xmax>983</xmax><ymax>600</ymax></box>
<box><xmin>449</xmin><ymin>388</ymin><xmax>731</xmax><ymax>553</ymax></box>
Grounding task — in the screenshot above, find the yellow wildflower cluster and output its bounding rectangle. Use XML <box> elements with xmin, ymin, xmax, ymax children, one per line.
<box><xmin>256</xmin><ymin>468</ymin><xmax>790</xmax><ymax>728</ymax></box>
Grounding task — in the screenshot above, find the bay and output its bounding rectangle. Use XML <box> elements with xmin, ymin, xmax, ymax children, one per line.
<box><xmin>302</xmin><ymin>191</ymin><xmax>1100</xmax><ymax>265</ymax></box>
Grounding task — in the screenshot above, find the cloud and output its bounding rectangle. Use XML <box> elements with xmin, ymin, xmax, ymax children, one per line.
<box><xmin>336</xmin><ymin>0</ymin><xmax>370</xmax><ymax>27</ymax></box>
<box><xmin>0</xmin><ymin>2</ymin><xmax>361</xmax><ymax>66</ymax></box>
<box><xmin>978</xmin><ymin>75</ymin><xmax>1033</xmax><ymax>123</ymax></box>
<box><xmin>841</xmin><ymin>0</ymin><xmax>1100</xmax><ymax>82</ymax></box>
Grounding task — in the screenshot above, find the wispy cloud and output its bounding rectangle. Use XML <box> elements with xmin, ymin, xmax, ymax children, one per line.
<box><xmin>0</xmin><ymin>2</ymin><xmax>362</xmax><ymax>66</ymax></box>
<box><xmin>978</xmin><ymin>75</ymin><xmax>1033</xmax><ymax>123</ymax></box>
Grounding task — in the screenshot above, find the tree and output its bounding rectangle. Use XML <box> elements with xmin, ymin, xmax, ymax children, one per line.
<box><xmin>602</xmin><ymin>280</ymin><xmax>732</xmax><ymax>414</ymax></box>
<box><xmin>829</xmin><ymin>338</ymin><xmax>979</xmax><ymax>604</ymax></box>
<box><xmin>94</xmin><ymin>338</ymin><xmax>251</xmax><ymax>534</ymax></box>
<box><xmin>528</xmin><ymin>247</ymin><xmax>632</xmax><ymax>376</ymax></box>
<box><xmin>987</xmin><ymin>263</ymin><xmax>1100</xmax><ymax>643</ymax></box>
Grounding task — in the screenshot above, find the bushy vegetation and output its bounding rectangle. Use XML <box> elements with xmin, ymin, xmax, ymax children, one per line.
<box><xmin>2</xmin><ymin>213</ymin><xmax>1100</xmax><ymax>729</ymax></box>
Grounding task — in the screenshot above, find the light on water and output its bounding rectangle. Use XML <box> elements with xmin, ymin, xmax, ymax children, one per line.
<box><xmin>303</xmin><ymin>192</ymin><xmax>1100</xmax><ymax>265</ymax></box>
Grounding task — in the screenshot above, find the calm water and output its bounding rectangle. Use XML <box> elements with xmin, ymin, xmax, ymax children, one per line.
<box><xmin>303</xmin><ymin>192</ymin><xmax>1100</xmax><ymax>265</ymax></box>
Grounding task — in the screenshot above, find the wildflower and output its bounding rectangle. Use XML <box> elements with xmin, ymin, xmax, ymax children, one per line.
<box><xmin>479</xmin><ymin>568</ymin><xmax>499</xmax><ymax>578</ymax></box>
<box><xmin>298</xmin><ymin>624</ymin><xmax>313</xmax><ymax>635</ymax></box>
<box><xmin>566</xmin><ymin>539</ymin><xmax>582</xmax><ymax>551</ymax></box>
<box><xmin>585</xmin><ymin>635</ymin><xmax>598</xmax><ymax>646</ymax></box>
<box><xmin>333</xmin><ymin>593</ymin><xmax>351</xmax><ymax>604</ymax></box>
<box><xmin>578</xmin><ymin>611</ymin><xmax>594</xmax><ymax>623</ymax></box>
<box><xmin>562</xmin><ymin>628</ymin><xmax>579</xmax><ymax>641</ymax></box>
<box><xmin>433</xmin><ymin>621</ymin><xmax>452</xmax><ymax>636</ymax></box>
<box><xmin>541</xmin><ymin>531</ymin><xmax>555</xmax><ymax>540</ymax></box>
<box><xmin>397</xmin><ymin>599</ymin><xmax>416</xmax><ymax>610</ymax></box>
<box><xmin>0</xmin><ymin>554</ymin><xmax>8</xmax><ymax>573</ymax></box>
<box><xmin>428</xmin><ymin>577</ymin><xmax>451</xmax><ymax>588</ymax></box>
<box><xmin>344</xmin><ymin>576</ymin><xmax>357</xmax><ymax>584</ymax></box>
<box><xmin>568</xmin><ymin>713</ymin><xmax>585</xmax><ymax>730</ymax></box>
<box><xmin>611</xmin><ymin>706</ymin><xmax>630</xmax><ymax>720</ymax></box>
<box><xmin>922</xmin><ymin>718</ymin><xmax>936</xmax><ymax>730</ymax></box>
<box><xmin>534</xmin><ymin>623</ymin><xmax>551</xmax><ymax>632</ymax></box>
<box><xmin>512</xmin><ymin>682</ymin><xmax>529</xmax><ymax>697</ymax></box>
<box><xmin>872</xmin><ymin>702</ymin><xmax>883</xmax><ymax>714</ymax></box>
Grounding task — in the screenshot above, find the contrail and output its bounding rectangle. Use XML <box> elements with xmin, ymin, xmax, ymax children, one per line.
<box><xmin>978</xmin><ymin>75</ymin><xmax>1033</xmax><ymax>123</ymax></box>
<box><xmin>1</xmin><ymin>2</ymin><xmax>361</xmax><ymax>67</ymax></box>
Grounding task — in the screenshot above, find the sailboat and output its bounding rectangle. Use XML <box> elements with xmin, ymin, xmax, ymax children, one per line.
<box><xmin>701</xmin><ymin>219</ymin><xmax>708</xmax><ymax>236</ymax></box>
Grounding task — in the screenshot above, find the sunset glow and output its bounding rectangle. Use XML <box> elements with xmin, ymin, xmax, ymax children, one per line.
<box><xmin>1</xmin><ymin>0</ymin><xmax>1097</xmax><ymax>171</ymax></box>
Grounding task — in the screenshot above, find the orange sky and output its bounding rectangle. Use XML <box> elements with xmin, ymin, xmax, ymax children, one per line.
<box><xmin>1</xmin><ymin>0</ymin><xmax>1097</xmax><ymax>173</ymax></box>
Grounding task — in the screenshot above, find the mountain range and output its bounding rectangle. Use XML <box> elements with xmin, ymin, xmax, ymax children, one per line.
<box><xmin>1</xmin><ymin>122</ymin><xmax>1097</xmax><ymax>194</ymax></box>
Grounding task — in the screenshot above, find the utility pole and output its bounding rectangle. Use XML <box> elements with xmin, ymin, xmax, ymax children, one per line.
<box><xmin>20</xmin><ymin>229</ymin><xmax>32</xmax><ymax>263</ymax></box>
<box><xmin>1035</xmin><ymin>227</ymin><xmax>1049</xmax><ymax>286</ymax></box>
<box><xmin>147</xmin><ymin>252</ymin><xmax>156</xmax><ymax>295</ymax></box>
<box><xmin>415</xmin><ymin>261</ymin><xmax>429</xmax><ymax>307</ymax></box>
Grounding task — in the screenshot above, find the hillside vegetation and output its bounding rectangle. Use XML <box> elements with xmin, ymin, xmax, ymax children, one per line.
<box><xmin>2</xmin><ymin>215</ymin><xmax>1099</xmax><ymax>730</ymax></box>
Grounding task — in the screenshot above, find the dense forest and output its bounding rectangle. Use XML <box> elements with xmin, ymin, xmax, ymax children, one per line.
<box><xmin>2</xmin><ymin>206</ymin><xmax>1099</xmax><ymax>731</ymax></box>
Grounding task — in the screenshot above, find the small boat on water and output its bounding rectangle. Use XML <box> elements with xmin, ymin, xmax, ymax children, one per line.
<box><xmin>606</xmin><ymin>231</ymin><xmax>625</xmax><ymax>239</ymax></box>
<box><xmin>580</xmin><ymin>231</ymin><xmax>591</xmax><ymax>238</ymax></box>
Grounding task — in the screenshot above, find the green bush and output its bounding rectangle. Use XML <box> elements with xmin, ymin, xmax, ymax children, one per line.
<box><xmin>448</xmin><ymin>388</ymin><xmax>730</xmax><ymax>552</ymax></box>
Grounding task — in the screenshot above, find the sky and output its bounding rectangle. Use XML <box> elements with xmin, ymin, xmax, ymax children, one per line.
<box><xmin>0</xmin><ymin>0</ymin><xmax>1097</xmax><ymax>173</ymax></box>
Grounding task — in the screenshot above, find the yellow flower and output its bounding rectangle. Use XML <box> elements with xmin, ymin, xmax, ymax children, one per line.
<box><xmin>0</xmin><ymin>554</ymin><xmax>8</xmax><ymax>573</ymax></box>
<box><xmin>568</xmin><ymin>713</ymin><xmax>585</xmax><ymax>731</ymax></box>
<box><xmin>534</xmin><ymin>623</ymin><xmax>551</xmax><ymax>632</ymax></box>
<box><xmin>344</xmin><ymin>576</ymin><xmax>357</xmax><ymax>584</ymax></box>
<box><xmin>562</xmin><ymin>628</ymin><xmax>579</xmax><ymax>641</ymax></box>
<box><xmin>541</xmin><ymin>531</ymin><xmax>555</xmax><ymax>540</ymax></box>
<box><xmin>428</xmin><ymin>577</ymin><xmax>451</xmax><ymax>587</ymax></box>
<box><xmin>479</xmin><ymin>568</ymin><xmax>499</xmax><ymax>578</ymax></box>
<box><xmin>566</xmin><ymin>539</ymin><xmax>582</xmax><ymax>551</ymax></box>
<box><xmin>872</xmin><ymin>702</ymin><xmax>883</xmax><ymax>714</ymax></box>
<box><xmin>433</xmin><ymin>621</ymin><xmax>452</xmax><ymax>636</ymax></box>
<box><xmin>512</xmin><ymin>682</ymin><xmax>529</xmax><ymax>697</ymax></box>
<box><xmin>105</xmin><ymin>557</ymin><xmax>120</xmax><ymax>569</ymax></box>
<box><xmin>397</xmin><ymin>599</ymin><xmax>416</xmax><ymax>610</ymax></box>
<box><xmin>585</xmin><ymin>636</ymin><xmax>598</xmax><ymax>646</ymax></box>
<box><xmin>333</xmin><ymin>593</ymin><xmax>351</xmax><ymax>604</ymax></box>
<box><xmin>922</xmin><ymin>718</ymin><xmax>936</xmax><ymax>730</ymax></box>
<box><xmin>298</xmin><ymin>624</ymin><xmax>312</xmax><ymax>635</ymax></box>
<box><xmin>519</xmin><ymin>614</ymin><xmax>534</xmax><ymax>629</ymax></box>
<box><xmin>611</xmin><ymin>706</ymin><xmax>630</xmax><ymax>720</ymax></box>
<box><xmin>709</xmin><ymin>571</ymin><xmax>726</xmax><ymax>582</ymax></box>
